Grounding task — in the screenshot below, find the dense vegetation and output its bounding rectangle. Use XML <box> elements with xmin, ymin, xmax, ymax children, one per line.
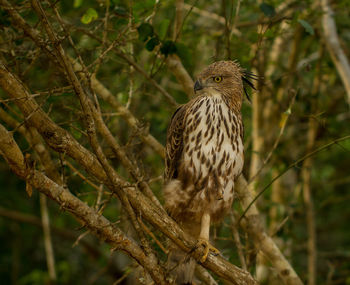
<box><xmin>0</xmin><ymin>0</ymin><xmax>349</xmax><ymax>284</ymax></box>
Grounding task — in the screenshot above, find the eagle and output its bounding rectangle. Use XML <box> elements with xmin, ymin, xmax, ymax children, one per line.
<box><xmin>164</xmin><ymin>60</ymin><xmax>255</xmax><ymax>284</ymax></box>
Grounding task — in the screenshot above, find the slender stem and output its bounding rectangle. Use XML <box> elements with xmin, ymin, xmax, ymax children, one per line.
<box><xmin>240</xmin><ymin>134</ymin><xmax>350</xmax><ymax>222</ymax></box>
<box><xmin>40</xmin><ymin>194</ymin><xmax>57</xmax><ymax>282</ymax></box>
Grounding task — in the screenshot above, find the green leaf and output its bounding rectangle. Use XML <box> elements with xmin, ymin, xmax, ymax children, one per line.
<box><xmin>73</xmin><ymin>0</ymin><xmax>83</xmax><ymax>8</ymax></box>
<box><xmin>264</xmin><ymin>29</ymin><xmax>274</xmax><ymax>38</ymax></box>
<box><xmin>259</xmin><ymin>3</ymin><xmax>276</xmax><ymax>17</ymax></box>
<box><xmin>134</xmin><ymin>0</ymin><xmax>156</xmax><ymax>12</ymax></box>
<box><xmin>137</xmin><ymin>23</ymin><xmax>154</xmax><ymax>42</ymax></box>
<box><xmin>160</xmin><ymin>40</ymin><xmax>177</xmax><ymax>55</ymax></box>
<box><xmin>159</xmin><ymin>19</ymin><xmax>170</xmax><ymax>40</ymax></box>
<box><xmin>145</xmin><ymin>36</ymin><xmax>160</xmax><ymax>51</ymax></box>
<box><xmin>81</xmin><ymin>8</ymin><xmax>98</xmax><ymax>24</ymax></box>
<box><xmin>298</xmin><ymin>19</ymin><xmax>314</xmax><ymax>35</ymax></box>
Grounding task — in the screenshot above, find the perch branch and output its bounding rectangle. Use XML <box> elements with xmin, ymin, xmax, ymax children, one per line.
<box><xmin>0</xmin><ymin>0</ymin><xmax>166</xmax><ymax>160</ymax></box>
<box><xmin>31</xmin><ymin>0</ymin><xmax>158</xmax><ymax>261</ymax></box>
<box><xmin>162</xmin><ymin>40</ymin><xmax>304</xmax><ymax>285</ymax></box>
<box><xmin>0</xmin><ymin>55</ymin><xmax>256</xmax><ymax>285</ymax></box>
<box><xmin>0</xmin><ymin>123</ymin><xmax>167</xmax><ymax>284</ymax></box>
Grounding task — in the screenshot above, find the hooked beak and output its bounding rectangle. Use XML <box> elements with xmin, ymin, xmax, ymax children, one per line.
<box><xmin>194</xmin><ymin>80</ymin><xmax>203</xmax><ymax>92</ymax></box>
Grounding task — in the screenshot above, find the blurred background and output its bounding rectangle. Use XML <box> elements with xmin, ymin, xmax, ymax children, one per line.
<box><xmin>0</xmin><ymin>0</ymin><xmax>350</xmax><ymax>284</ymax></box>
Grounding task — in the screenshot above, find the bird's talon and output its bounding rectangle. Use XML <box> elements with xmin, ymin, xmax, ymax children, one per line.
<box><xmin>196</xmin><ymin>238</ymin><xmax>220</xmax><ymax>263</ymax></box>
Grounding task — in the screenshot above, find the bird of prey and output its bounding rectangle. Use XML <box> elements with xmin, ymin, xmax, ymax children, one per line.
<box><xmin>164</xmin><ymin>60</ymin><xmax>255</xmax><ymax>284</ymax></box>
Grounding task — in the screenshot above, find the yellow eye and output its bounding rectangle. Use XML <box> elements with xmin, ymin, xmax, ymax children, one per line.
<box><xmin>213</xmin><ymin>76</ymin><xmax>222</xmax><ymax>83</ymax></box>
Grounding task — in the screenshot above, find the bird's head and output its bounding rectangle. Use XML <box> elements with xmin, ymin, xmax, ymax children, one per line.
<box><xmin>194</xmin><ymin>60</ymin><xmax>256</xmax><ymax>107</ymax></box>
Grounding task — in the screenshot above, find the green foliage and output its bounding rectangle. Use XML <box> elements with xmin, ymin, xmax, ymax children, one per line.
<box><xmin>133</xmin><ymin>0</ymin><xmax>156</xmax><ymax>12</ymax></box>
<box><xmin>1</xmin><ymin>0</ymin><xmax>350</xmax><ymax>284</ymax></box>
<box><xmin>137</xmin><ymin>22</ymin><xmax>188</xmax><ymax>59</ymax></box>
<box><xmin>259</xmin><ymin>2</ymin><xmax>276</xmax><ymax>17</ymax></box>
<box><xmin>73</xmin><ymin>0</ymin><xmax>83</xmax><ymax>8</ymax></box>
<box><xmin>137</xmin><ymin>23</ymin><xmax>154</xmax><ymax>42</ymax></box>
<box><xmin>298</xmin><ymin>19</ymin><xmax>315</xmax><ymax>35</ymax></box>
<box><xmin>175</xmin><ymin>42</ymin><xmax>192</xmax><ymax>69</ymax></box>
<box><xmin>145</xmin><ymin>36</ymin><xmax>160</xmax><ymax>51</ymax></box>
<box><xmin>159</xmin><ymin>40</ymin><xmax>176</xmax><ymax>55</ymax></box>
<box><xmin>158</xmin><ymin>19</ymin><xmax>170</xmax><ymax>40</ymax></box>
<box><xmin>81</xmin><ymin>8</ymin><xmax>98</xmax><ymax>24</ymax></box>
<box><xmin>19</xmin><ymin>269</ymin><xmax>49</xmax><ymax>284</ymax></box>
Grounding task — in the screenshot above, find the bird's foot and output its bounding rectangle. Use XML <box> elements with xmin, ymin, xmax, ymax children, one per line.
<box><xmin>196</xmin><ymin>238</ymin><xmax>220</xmax><ymax>263</ymax></box>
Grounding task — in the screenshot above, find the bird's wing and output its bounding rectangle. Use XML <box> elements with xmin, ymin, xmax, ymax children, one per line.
<box><xmin>164</xmin><ymin>105</ymin><xmax>187</xmax><ymax>182</ymax></box>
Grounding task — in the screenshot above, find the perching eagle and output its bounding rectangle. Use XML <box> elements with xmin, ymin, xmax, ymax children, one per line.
<box><xmin>164</xmin><ymin>60</ymin><xmax>255</xmax><ymax>284</ymax></box>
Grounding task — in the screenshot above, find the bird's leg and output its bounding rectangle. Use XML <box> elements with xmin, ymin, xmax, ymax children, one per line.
<box><xmin>196</xmin><ymin>212</ymin><xmax>220</xmax><ymax>263</ymax></box>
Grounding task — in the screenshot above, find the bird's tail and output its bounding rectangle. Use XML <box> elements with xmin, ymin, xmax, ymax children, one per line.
<box><xmin>167</xmin><ymin>245</ymin><xmax>196</xmax><ymax>285</ymax></box>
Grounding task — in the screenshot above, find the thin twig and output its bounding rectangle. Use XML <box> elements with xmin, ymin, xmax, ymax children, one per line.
<box><xmin>112</xmin><ymin>268</ymin><xmax>132</xmax><ymax>285</ymax></box>
<box><xmin>31</xmin><ymin>0</ymin><xmax>159</xmax><ymax>271</ymax></box>
<box><xmin>138</xmin><ymin>218</ymin><xmax>169</xmax><ymax>254</ymax></box>
<box><xmin>240</xmin><ymin>134</ymin><xmax>350</xmax><ymax>222</ymax></box>
<box><xmin>248</xmin><ymin>89</ymin><xmax>298</xmax><ymax>184</ymax></box>
<box><xmin>65</xmin><ymin>160</ymin><xmax>101</xmax><ymax>192</ymax></box>
<box><xmin>40</xmin><ymin>194</ymin><xmax>57</xmax><ymax>281</ymax></box>
<box><xmin>230</xmin><ymin>211</ymin><xmax>247</xmax><ymax>270</ymax></box>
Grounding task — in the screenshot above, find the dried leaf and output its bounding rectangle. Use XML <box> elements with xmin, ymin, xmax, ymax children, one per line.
<box><xmin>279</xmin><ymin>109</ymin><xmax>291</xmax><ymax>129</ymax></box>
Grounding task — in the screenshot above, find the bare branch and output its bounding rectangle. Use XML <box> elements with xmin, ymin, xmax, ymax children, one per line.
<box><xmin>31</xmin><ymin>0</ymin><xmax>159</xmax><ymax>261</ymax></box>
<box><xmin>236</xmin><ymin>176</ymin><xmax>303</xmax><ymax>285</ymax></box>
<box><xmin>0</xmin><ymin>123</ymin><xmax>167</xmax><ymax>284</ymax></box>
<box><xmin>300</xmin><ymin>45</ymin><xmax>324</xmax><ymax>285</ymax></box>
<box><xmin>75</xmin><ymin>55</ymin><xmax>165</xmax><ymax>158</ymax></box>
<box><xmin>0</xmin><ymin>206</ymin><xmax>100</xmax><ymax>257</ymax></box>
<box><xmin>89</xmin><ymin>72</ymin><xmax>165</xmax><ymax>158</ymax></box>
<box><xmin>0</xmin><ymin>59</ymin><xmax>256</xmax><ymax>285</ymax></box>
<box><xmin>321</xmin><ymin>0</ymin><xmax>350</xmax><ymax>106</ymax></box>
<box><xmin>166</xmin><ymin>54</ymin><xmax>194</xmax><ymax>99</ymax></box>
<box><xmin>173</xmin><ymin>0</ymin><xmax>184</xmax><ymax>40</ymax></box>
<box><xmin>230</xmin><ymin>211</ymin><xmax>247</xmax><ymax>271</ymax></box>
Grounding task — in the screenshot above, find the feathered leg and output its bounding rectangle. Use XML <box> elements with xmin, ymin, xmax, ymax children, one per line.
<box><xmin>197</xmin><ymin>213</ymin><xmax>220</xmax><ymax>263</ymax></box>
<box><xmin>167</xmin><ymin>214</ymin><xmax>219</xmax><ymax>284</ymax></box>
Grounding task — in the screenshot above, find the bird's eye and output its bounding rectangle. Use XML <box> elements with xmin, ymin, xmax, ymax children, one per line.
<box><xmin>213</xmin><ymin>76</ymin><xmax>222</xmax><ymax>83</ymax></box>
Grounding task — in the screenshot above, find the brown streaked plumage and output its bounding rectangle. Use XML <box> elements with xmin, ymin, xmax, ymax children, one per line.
<box><xmin>164</xmin><ymin>60</ymin><xmax>253</xmax><ymax>284</ymax></box>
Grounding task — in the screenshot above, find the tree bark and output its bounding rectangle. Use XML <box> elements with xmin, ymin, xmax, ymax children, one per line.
<box><xmin>321</xmin><ymin>0</ymin><xmax>350</xmax><ymax>106</ymax></box>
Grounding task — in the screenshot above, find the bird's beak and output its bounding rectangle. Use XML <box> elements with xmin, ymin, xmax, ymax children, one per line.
<box><xmin>194</xmin><ymin>80</ymin><xmax>203</xmax><ymax>92</ymax></box>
